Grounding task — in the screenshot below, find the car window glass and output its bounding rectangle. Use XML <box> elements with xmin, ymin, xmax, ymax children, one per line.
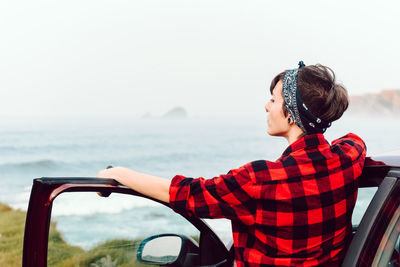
<box><xmin>372</xmin><ymin>205</ymin><xmax>400</xmax><ymax>266</ymax></box>
<box><xmin>204</xmin><ymin>218</ymin><xmax>232</xmax><ymax>246</ymax></box>
<box><xmin>47</xmin><ymin>192</ymin><xmax>199</xmax><ymax>266</ymax></box>
<box><xmin>352</xmin><ymin>187</ymin><xmax>378</xmax><ymax>226</ymax></box>
<box><xmin>392</xmin><ymin>233</ymin><xmax>400</xmax><ymax>267</ymax></box>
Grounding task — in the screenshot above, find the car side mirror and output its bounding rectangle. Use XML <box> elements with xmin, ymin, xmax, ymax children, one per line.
<box><xmin>137</xmin><ymin>234</ymin><xmax>199</xmax><ymax>266</ymax></box>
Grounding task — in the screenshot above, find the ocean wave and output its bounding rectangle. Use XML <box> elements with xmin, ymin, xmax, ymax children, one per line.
<box><xmin>51</xmin><ymin>192</ymin><xmax>160</xmax><ymax>217</ymax></box>
<box><xmin>0</xmin><ymin>159</ymin><xmax>107</xmax><ymax>171</ymax></box>
<box><xmin>0</xmin><ymin>159</ymin><xmax>61</xmax><ymax>169</ymax></box>
<box><xmin>7</xmin><ymin>190</ymin><xmax>162</xmax><ymax>216</ymax></box>
<box><xmin>0</xmin><ymin>142</ymin><xmax>98</xmax><ymax>151</ymax></box>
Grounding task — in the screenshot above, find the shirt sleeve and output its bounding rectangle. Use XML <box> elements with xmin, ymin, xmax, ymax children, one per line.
<box><xmin>169</xmin><ymin>163</ymin><xmax>257</xmax><ymax>225</ymax></box>
<box><xmin>331</xmin><ymin>133</ymin><xmax>367</xmax><ymax>163</ymax></box>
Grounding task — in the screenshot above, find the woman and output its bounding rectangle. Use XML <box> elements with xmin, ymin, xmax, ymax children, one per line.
<box><xmin>97</xmin><ymin>62</ymin><xmax>366</xmax><ymax>266</ymax></box>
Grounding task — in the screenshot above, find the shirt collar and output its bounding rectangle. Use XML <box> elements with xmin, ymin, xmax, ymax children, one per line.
<box><xmin>280</xmin><ymin>133</ymin><xmax>329</xmax><ymax>158</ymax></box>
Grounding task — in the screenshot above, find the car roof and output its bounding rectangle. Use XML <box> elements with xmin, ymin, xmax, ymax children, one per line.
<box><xmin>373</xmin><ymin>154</ymin><xmax>400</xmax><ymax>168</ymax></box>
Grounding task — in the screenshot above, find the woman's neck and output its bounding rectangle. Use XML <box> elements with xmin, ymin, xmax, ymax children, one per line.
<box><xmin>285</xmin><ymin>125</ymin><xmax>305</xmax><ymax>145</ymax></box>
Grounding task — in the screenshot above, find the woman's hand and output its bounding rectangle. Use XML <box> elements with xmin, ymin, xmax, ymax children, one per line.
<box><xmin>96</xmin><ymin>166</ymin><xmax>131</xmax><ymax>184</ymax></box>
<box><xmin>96</xmin><ymin>166</ymin><xmax>171</xmax><ymax>203</ymax></box>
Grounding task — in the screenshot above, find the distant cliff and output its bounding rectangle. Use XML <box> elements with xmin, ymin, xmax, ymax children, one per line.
<box><xmin>348</xmin><ymin>89</ymin><xmax>400</xmax><ymax>117</ymax></box>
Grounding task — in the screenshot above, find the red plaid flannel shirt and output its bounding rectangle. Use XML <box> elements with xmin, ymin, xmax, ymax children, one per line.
<box><xmin>169</xmin><ymin>133</ymin><xmax>366</xmax><ymax>267</ymax></box>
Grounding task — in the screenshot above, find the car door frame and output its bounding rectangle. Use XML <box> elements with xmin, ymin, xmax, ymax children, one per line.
<box><xmin>343</xmin><ymin>164</ymin><xmax>400</xmax><ymax>266</ymax></box>
<box><xmin>22</xmin><ymin>177</ymin><xmax>230</xmax><ymax>267</ymax></box>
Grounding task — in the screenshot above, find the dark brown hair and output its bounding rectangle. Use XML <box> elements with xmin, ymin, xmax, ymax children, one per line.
<box><xmin>270</xmin><ymin>71</ymin><xmax>288</xmax><ymax>116</ymax></box>
<box><xmin>269</xmin><ymin>64</ymin><xmax>349</xmax><ymax>123</ymax></box>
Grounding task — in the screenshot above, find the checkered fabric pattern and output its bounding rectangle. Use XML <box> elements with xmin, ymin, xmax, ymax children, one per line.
<box><xmin>169</xmin><ymin>133</ymin><xmax>366</xmax><ymax>267</ymax></box>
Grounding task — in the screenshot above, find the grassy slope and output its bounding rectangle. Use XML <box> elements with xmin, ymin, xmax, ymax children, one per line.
<box><xmin>0</xmin><ymin>203</ymin><xmax>148</xmax><ymax>266</ymax></box>
<box><xmin>0</xmin><ymin>203</ymin><xmax>26</xmax><ymax>266</ymax></box>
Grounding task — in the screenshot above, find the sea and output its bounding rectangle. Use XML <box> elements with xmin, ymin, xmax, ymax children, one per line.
<box><xmin>0</xmin><ymin>116</ymin><xmax>399</xmax><ymax>249</ymax></box>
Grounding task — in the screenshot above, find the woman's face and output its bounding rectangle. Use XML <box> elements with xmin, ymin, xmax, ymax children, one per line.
<box><xmin>265</xmin><ymin>80</ymin><xmax>290</xmax><ymax>137</ymax></box>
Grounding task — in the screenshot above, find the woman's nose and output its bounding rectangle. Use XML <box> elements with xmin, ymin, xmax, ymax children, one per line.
<box><xmin>265</xmin><ymin>101</ymin><xmax>270</xmax><ymax>112</ymax></box>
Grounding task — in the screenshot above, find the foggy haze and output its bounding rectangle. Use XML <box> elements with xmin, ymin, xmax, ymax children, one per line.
<box><xmin>1</xmin><ymin>0</ymin><xmax>399</xmax><ymax>122</ymax></box>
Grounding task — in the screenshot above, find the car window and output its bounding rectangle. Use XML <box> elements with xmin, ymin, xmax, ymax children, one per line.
<box><xmin>391</xmin><ymin>234</ymin><xmax>400</xmax><ymax>267</ymax></box>
<box><xmin>352</xmin><ymin>187</ymin><xmax>378</xmax><ymax>226</ymax></box>
<box><xmin>47</xmin><ymin>192</ymin><xmax>200</xmax><ymax>266</ymax></box>
<box><xmin>202</xmin><ymin>218</ymin><xmax>232</xmax><ymax>246</ymax></box>
<box><xmin>372</xmin><ymin>205</ymin><xmax>400</xmax><ymax>266</ymax></box>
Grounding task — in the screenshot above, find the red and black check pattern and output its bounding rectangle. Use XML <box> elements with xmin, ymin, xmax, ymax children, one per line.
<box><xmin>169</xmin><ymin>133</ymin><xmax>366</xmax><ymax>267</ymax></box>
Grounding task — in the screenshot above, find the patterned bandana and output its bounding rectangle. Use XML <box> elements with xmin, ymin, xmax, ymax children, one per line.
<box><xmin>282</xmin><ymin>61</ymin><xmax>331</xmax><ymax>134</ymax></box>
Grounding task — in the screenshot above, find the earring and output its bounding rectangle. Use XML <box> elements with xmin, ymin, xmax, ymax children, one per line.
<box><xmin>288</xmin><ymin>118</ymin><xmax>291</xmax><ymax>124</ymax></box>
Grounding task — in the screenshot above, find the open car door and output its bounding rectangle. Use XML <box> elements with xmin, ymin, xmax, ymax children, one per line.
<box><xmin>22</xmin><ymin>178</ymin><xmax>232</xmax><ymax>267</ymax></box>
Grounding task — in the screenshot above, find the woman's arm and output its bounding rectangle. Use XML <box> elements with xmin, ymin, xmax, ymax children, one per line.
<box><xmin>96</xmin><ymin>167</ymin><xmax>171</xmax><ymax>203</ymax></box>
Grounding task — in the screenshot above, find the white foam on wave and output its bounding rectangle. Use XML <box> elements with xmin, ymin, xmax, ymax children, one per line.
<box><xmin>10</xmin><ymin>202</ymin><xmax>29</xmax><ymax>211</ymax></box>
<box><xmin>6</xmin><ymin>186</ymin><xmax>32</xmax><ymax>211</ymax></box>
<box><xmin>51</xmin><ymin>192</ymin><xmax>159</xmax><ymax>217</ymax></box>
<box><xmin>5</xmin><ymin>184</ymin><xmax>162</xmax><ymax>217</ymax></box>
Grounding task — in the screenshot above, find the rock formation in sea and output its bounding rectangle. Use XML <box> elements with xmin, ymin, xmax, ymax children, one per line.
<box><xmin>348</xmin><ymin>89</ymin><xmax>400</xmax><ymax>117</ymax></box>
<box><xmin>142</xmin><ymin>107</ymin><xmax>188</xmax><ymax>119</ymax></box>
<box><xmin>141</xmin><ymin>112</ymin><xmax>152</xmax><ymax>118</ymax></box>
<box><xmin>162</xmin><ymin>106</ymin><xmax>187</xmax><ymax>118</ymax></box>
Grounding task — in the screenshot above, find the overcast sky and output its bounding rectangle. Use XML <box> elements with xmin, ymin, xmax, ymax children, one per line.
<box><xmin>1</xmin><ymin>0</ymin><xmax>399</xmax><ymax>121</ymax></box>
